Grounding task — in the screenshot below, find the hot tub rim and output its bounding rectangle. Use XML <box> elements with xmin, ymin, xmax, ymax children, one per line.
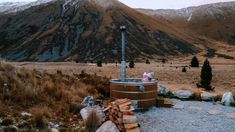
<box><xmin>110</xmin><ymin>78</ymin><xmax>157</xmax><ymax>86</ymax></box>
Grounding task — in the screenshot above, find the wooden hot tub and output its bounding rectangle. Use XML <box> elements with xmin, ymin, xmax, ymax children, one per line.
<box><xmin>110</xmin><ymin>79</ymin><xmax>158</xmax><ymax>109</ymax></box>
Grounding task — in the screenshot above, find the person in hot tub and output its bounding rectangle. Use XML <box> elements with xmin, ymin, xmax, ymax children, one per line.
<box><xmin>142</xmin><ymin>72</ymin><xmax>154</xmax><ymax>82</ymax></box>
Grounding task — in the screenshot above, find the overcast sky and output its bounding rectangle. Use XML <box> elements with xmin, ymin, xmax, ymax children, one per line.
<box><xmin>119</xmin><ymin>0</ymin><xmax>235</xmax><ymax>9</ymax></box>
<box><xmin>1</xmin><ymin>0</ymin><xmax>235</xmax><ymax>9</ymax></box>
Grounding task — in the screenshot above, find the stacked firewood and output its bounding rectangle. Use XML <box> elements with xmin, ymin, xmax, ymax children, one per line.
<box><xmin>103</xmin><ymin>99</ymin><xmax>140</xmax><ymax>132</ymax></box>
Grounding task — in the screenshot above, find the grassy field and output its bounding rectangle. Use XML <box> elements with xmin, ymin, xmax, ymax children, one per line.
<box><xmin>9</xmin><ymin>57</ymin><xmax>235</xmax><ymax>96</ymax></box>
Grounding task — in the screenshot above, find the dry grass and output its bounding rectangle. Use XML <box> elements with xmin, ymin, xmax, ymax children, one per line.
<box><xmin>85</xmin><ymin>109</ymin><xmax>101</xmax><ymax>132</ymax></box>
<box><xmin>0</xmin><ymin>61</ymin><xmax>109</xmax><ymax>130</ymax></box>
<box><xmin>9</xmin><ymin>57</ymin><xmax>235</xmax><ymax>97</ymax></box>
<box><xmin>30</xmin><ymin>107</ymin><xmax>50</xmax><ymax>130</ymax></box>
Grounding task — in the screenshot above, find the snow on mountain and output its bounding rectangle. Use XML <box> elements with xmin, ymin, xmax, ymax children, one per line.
<box><xmin>138</xmin><ymin>2</ymin><xmax>235</xmax><ymax>20</ymax></box>
<box><xmin>0</xmin><ymin>0</ymin><xmax>54</xmax><ymax>14</ymax></box>
<box><xmin>187</xmin><ymin>13</ymin><xmax>192</xmax><ymax>22</ymax></box>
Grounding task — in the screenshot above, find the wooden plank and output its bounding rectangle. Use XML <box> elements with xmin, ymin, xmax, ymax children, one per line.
<box><xmin>138</xmin><ymin>99</ymin><xmax>156</xmax><ymax>108</ymax></box>
<box><xmin>124</xmin><ymin>123</ymin><xmax>138</xmax><ymax>130</ymax></box>
<box><xmin>111</xmin><ymin>91</ymin><xmax>157</xmax><ymax>100</ymax></box>
<box><xmin>125</xmin><ymin>128</ymin><xmax>140</xmax><ymax>132</ymax></box>
<box><xmin>103</xmin><ymin>106</ymin><xmax>111</xmax><ymax>112</ymax></box>
<box><xmin>163</xmin><ymin>100</ymin><xmax>172</xmax><ymax>108</ymax></box>
<box><xmin>111</xmin><ymin>84</ymin><xmax>157</xmax><ymax>92</ymax></box>
<box><xmin>122</xmin><ymin>111</ymin><xmax>135</xmax><ymax>115</ymax></box>
<box><xmin>119</xmin><ymin>101</ymin><xmax>132</xmax><ymax>107</ymax></box>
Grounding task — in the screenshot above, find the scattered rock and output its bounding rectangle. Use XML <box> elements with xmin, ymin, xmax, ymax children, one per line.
<box><xmin>201</xmin><ymin>91</ymin><xmax>217</xmax><ymax>101</ymax></box>
<box><xmin>48</xmin><ymin>122</ymin><xmax>60</xmax><ymax>129</ymax></box>
<box><xmin>226</xmin><ymin>113</ymin><xmax>235</xmax><ymax>120</ymax></box>
<box><xmin>0</xmin><ymin>118</ymin><xmax>2</xmax><ymax>124</ymax></box>
<box><xmin>21</xmin><ymin>112</ymin><xmax>32</xmax><ymax>117</ymax></box>
<box><xmin>4</xmin><ymin>125</ymin><xmax>18</xmax><ymax>132</ymax></box>
<box><xmin>51</xmin><ymin>128</ymin><xmax>59</xmax><ymax>132</ymax></box>
<box><xmin>82</xmin><ymin>96</ymin><xmax>95</xmax><ymax>106</ymax></box>
<box><xmin>174</xmin><ymin>90</ymin><xmax>193</xmax><ymax>99</ymax></box>
<box><xmin>208</xmin><ymin>108</ymin><xmax>220</xmax><ymax>115</ymax></box>
<box><xmin>173</xmin><ymin>104</ymin><xmax>184</xmax><ymax>109</ymax></box>
<box><xmin>96</xmin><ymin>121</ymin><xmax>119</xmax><ymax>132</ymax></box>
<box><xmin>80</xmin><ymin>106</ymin><xmax>106</xmax><ymax>124</ymax></box>
<box><xmin>221</xmin><ymin>92</ymin><xmax>234</xmax><ymax>106</ymax></box>
<box><xmin>157</xmin><ymin>85</ymin><xmax>170</xmax><ymax>96</ymax></box>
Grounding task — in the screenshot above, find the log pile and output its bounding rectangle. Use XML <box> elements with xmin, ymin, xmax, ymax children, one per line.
<box><xmin>103</xmin><ymin>99</ymin><xmax>140</xmax><ymax>132</ymax></box>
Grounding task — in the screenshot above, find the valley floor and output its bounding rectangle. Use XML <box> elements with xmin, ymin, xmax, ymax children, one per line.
<box><xmin>10</xmin><ymin>58</ymin><xmax>235</xmax><ymax>96</ymax></box>
<box><xmin>137</xmin><ymin>99</ymin><xmax>235</xmax><ymax>132</ymax></box>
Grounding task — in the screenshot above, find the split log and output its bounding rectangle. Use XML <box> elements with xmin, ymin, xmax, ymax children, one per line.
<box><xmin>124</xmin><ymin>123</ymin><xmax>138</xmax><ymax>130</ymax></box>
<box><xmin>103</xmin><ymin>99</ymin><xmax>140</xmax><ymax>132</ymax></box>
<box><xmin>123</xmin><ymin>115</ymin><xmax>137</xmax><ymax>124</ymax></box>
<box><xmin>125</xmin><ymin>128</ymin><xmax>140</xmax><ymax>132</ymax></box>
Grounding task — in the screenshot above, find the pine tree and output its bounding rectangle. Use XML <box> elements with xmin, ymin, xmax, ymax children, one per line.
<box><xmin>182</xmin><ymin>67</ymin><xmax>187</xmax><ymax>72</ymax></box>
<box><xmin>191</xmin><ymin>56</ymin><xmax>199</xmax><ymax>67</ymax></box>
<box><xmin>162</xmin><ymin>59</ymin><xmax>166</xmax><ymax>64</ymax></box>
<box><xmin>97</xmin><ymin>60</ymin><xmax>102</xmax><ymax>67</ymax></box>
<box><xmin>129</xmin><ymin>61</ymin><xmax>135</xmax><ymax>68</ymax></box>
<box><xmin>146</xmin><ymin>59</ymin><xmax>150</xmax><ymax>64</ymax></box>
<box><xmin>200</xmin><ymin>59</ymin><xmax>213</xmax><ymax>90</ymax></box>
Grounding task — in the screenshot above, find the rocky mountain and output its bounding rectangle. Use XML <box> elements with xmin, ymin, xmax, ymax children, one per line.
<box><xmin>0</xmin><ymin>0</ymin><xmax>199</xmax><ymax>62</ymax></box>
<box><xmin>138</xmin><ymin>2</ymin><xmax>235</xmax><ymax>45</ymax></box>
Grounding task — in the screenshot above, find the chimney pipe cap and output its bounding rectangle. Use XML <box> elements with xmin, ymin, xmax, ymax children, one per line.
<box><xmin>120</xmin><ymin>25</ymin><xmax>126</xmax><ymax>31</ymax></box>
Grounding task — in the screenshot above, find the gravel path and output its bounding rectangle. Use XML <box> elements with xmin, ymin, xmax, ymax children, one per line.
<box><xmin>136</xmin><ymin>99</ymin><xmax>235</xmax><ymax>132</ymax></box>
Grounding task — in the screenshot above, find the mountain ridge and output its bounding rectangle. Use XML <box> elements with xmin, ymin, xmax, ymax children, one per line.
<box><xmin>0</xmin><ymin>0</ymin><xmax>200</xmax><ymax>62</ymax></box>
<box><xmin>138</xmin><ymin>1</ymin><xmax>235</xmax><ymax>45</ymax></box>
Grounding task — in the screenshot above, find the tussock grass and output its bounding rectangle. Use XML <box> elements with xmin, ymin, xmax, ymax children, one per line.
<box><xmin>85</xmin><ymin>109</ymin><xmax>101</xmax><ymax>132</ymax></box>
<box><xmin>0</xmin><ymin>61</ymin><xmax>106</xmax><ymax>130</ymax></box>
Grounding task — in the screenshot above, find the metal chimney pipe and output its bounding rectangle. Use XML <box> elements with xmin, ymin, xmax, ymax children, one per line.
<box><xmin>120</xmin><ymin>26</ymin><xmax>126</xmax><ymax>81</ymax></box>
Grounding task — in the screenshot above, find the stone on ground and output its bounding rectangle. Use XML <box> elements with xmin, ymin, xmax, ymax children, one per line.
<box><xmin>201</xmin><ymin>91</ymin><xmax>217</xmax><ymax>101</ymax></box>
<box><xmin>96</xmin><ymin>121</ymin><xmax>119</xmax><ymax>132</ymax></box>
<box><xmin>173</xmin><ymin>104</ymin><xmax>184</xmax><ymax>109</ymax></box>
<box><xmin>157</xmin><ymin>85</ymin><xmax>170</xmax><ymax>96</ymax></box>
<box><xmin>51</xmin><ymin>128</ymin><xmax>59</xmax><ymax>132</ymax></box>
<box><xmin>208</xmin><ymin>108</ymin><xmax>220</xmax><ymax>115</ymax></box>
<box><xmin>82</xmin><ymin>96</ymin><xmax>95</xmax><ymax>106</ymax></box>
<box><xmin>174</xmin><ymin>90</ymin><xmax>193</xmax><ymax>99</ymax></box>
<box><xmin>221</xmin><ymin>92</ymin><xmax>234</xmax><ymax>106</ymax></box>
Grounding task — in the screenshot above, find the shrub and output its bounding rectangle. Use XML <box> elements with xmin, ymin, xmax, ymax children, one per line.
<box><xmin>146</xmin><ymin>59</ymin><xmax>150</xmax><ymax>64</ymax></box>
<box><xmin>164</xmin><ymin>91</ymin><xmax>175</xmax><ymax>98</ymax></box>
<box><xmin>162</xmin><ymin>59</ymin><xmax>166</xmax><ymax>64</ymax></box>
<box><xmin>97</xmin><ymin>61</ymin><xmax>102</xmax><ymax>67</ymax></box>
<box><xmin>199</xmin><ymin>59</ymin><xmax>213</xmax><ymax>90</ymax></box>
<box><xmin>69</xmin><ymin>102</ymin><xmax>85</xmax><ymax>113</ymax></box>
<box><xmin>231</xmin><ymin>102</ymin><xmax>235</xmax><ymax>107</ymax></box>
<box><xmin>75</xmin><ymin>73</ymin><xmax>110</xmax><ymax>97</ymax></box>
<box><xmin>182</xmin><ymin>67</ymin><xmax>187</xmax><ymax>72</ymax></box>
<box><xmin>1</xmin><ymin>118</ymin><xmax>14</xmax><ymax>126</ymax></box>
<box><xmin>190</xmin><ymin>56</ymin><xmax>199</xmax><ymax>67</ymax></box>
<box><xmin>129</xmin><ymin>61</ymin><xmax>135</xmax><ymax>68</ymax></box>
<box><xmin>85</xmin><ymin>109</ymin><xmax>101</xmax><ymax>132</ymax></box>
<box><xmin>31</xmin><ymin>110</ymin><xmax>48</xmax><ymax>130</ymax></box>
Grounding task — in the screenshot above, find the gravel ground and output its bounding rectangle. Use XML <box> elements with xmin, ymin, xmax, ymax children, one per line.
<box><xmin>136</xmin><ymin>99</ymin><xmax>235</xmax><ymax>132</ymax></box>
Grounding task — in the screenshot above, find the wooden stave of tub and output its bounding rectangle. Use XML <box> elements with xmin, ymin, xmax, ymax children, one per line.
<box><xmin>110</xmin><ymin>79</ymin><xmax>158</xmax><ymax>109</ymax></box>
